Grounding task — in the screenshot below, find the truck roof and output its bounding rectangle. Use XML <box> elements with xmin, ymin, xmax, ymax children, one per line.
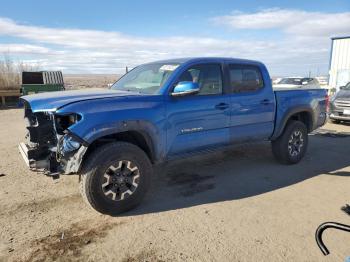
<box><xmin>146</xmin><ymin>57</ymin><xmax>264</xmax><ymax>66</ymax></box>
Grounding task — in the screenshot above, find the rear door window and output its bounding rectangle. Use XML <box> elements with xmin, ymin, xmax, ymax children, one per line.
<box><xmin>228</xmin><ymin>65</ymin><xmax>264</xmax><ymax>93</ymax></box>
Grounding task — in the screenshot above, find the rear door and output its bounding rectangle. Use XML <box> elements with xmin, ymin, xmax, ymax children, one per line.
<box><xmin>166</xmin><ymin>63</ymin><xmax>230</xmax><ymax>156</ymax></box>
<box><xmin>226</xmin><ymin>63</ymin><xmax>275</xmax><ymax>142</ymax></box>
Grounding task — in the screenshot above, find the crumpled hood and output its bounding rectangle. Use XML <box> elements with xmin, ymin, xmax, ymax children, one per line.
<box><xmin>21</xmin><ymin>88</ymin><xmax>139</xmax><ymax>112</ymax></box>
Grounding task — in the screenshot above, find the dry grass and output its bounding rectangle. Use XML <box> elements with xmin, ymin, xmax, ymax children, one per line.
<box><xmin>0</xmin><ymin>53</ymin><xmax>38</xmax><ymax>91</ymax></box>
<box><xmin>0</xmin><ymin>54</ymin><xmax>120</xmax><ymax>91</ymax></box>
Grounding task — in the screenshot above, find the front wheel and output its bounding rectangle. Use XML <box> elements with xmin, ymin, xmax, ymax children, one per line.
<box><xmin>80</xmin><ymin>142</ymin><xmax>152</xmax><ymax>215</ymax></box>
<box><xmin>271</xmin><ymin>120</ymin><xmax>308</xmax><ymax>165</ymax></box>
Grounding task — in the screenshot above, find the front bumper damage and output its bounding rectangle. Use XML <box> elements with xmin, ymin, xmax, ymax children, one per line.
<box><xmin>19</xmin><ymin>142</ymin><xmax>49</xmax><ymax>170</ymax></box>
<box><xmin>18</xmin><ymin>101</ymin><xmax>88</xmax><ymax>178</ymax></box>
<box><xmin>18</xmin><ymin>141</ymin><xmax>87</xmax><ymax>178</ymax></box>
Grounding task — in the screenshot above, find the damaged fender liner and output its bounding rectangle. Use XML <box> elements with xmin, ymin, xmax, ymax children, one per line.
<box><xmin>61</xmin><ymin>145</ymin><xmax>88</xmax><ymax>174</ymax></box>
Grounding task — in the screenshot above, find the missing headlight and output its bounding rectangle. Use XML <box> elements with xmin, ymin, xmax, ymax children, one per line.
<box><xmin>55</xmin><ymin>113</ymin><xmax>81</xmax><ymax>134</ymax></box>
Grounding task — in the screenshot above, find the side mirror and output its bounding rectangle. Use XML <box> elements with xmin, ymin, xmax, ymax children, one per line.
<box><xmin>340</xmin><ymin>86</ymin><xmax>345</xmax><ymax>90</ymax></box>
<box><xmin>171</xmin><ymin>81</ymin><xmax>199</xmax><ymax>97</ymax></box>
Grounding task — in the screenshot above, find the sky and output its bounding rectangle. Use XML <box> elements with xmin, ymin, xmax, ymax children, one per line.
<box><xmin>0</xmin><ymin>0</ymin><xmax>349</xmax><ymax>76</ymax></box>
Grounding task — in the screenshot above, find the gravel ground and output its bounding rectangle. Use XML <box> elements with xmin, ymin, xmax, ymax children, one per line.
<box><xmin>1</xmin><ymin>109</ymin><xmax>350</xmax><ymax>262</ymax></box>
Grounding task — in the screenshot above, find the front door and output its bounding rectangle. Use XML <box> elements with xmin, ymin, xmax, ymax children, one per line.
<box><xmin>166</xmin><ymin>63</ymin><xmax>230</xmax><ymax>156</ymax></box>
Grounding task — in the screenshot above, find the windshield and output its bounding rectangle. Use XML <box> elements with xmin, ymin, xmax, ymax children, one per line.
<box><xmin>278</xmin><ymin>78</ymin><xmax>303</xmax><ymax>85</ymax></box>
<box><xmin>111</xmin><ymin>63</ymin><xmax>180</xmax><ymax>94</ymax></box>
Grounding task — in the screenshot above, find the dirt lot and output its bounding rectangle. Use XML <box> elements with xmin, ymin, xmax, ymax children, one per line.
<box><xmin>64</xmin><ymin>74</ymin><xmax>119</xmax><ymax>90</ymax></box>
<box><xmin>1</xmin><ymin>109</ymin><xmax>350</xmax><ymax>262</ymax></box>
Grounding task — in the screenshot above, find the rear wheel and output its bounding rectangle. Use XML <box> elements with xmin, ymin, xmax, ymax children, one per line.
<box><xmin>80</xmin><ymin>142</ymin><xmax>152</xmax><ymax>215</ymax></box>
<box><xmin>271</xmin><ymin>120</ymin><xmax>308</xmax><ymax>165</ymax></box>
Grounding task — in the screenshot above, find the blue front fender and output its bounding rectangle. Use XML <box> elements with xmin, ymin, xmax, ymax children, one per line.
<box><xmin>56</xmin><ymin>95</ymin><xmax>166</xmax><ymax>162</ymax></box>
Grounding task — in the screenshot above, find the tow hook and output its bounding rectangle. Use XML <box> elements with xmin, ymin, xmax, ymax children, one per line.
<box><xmin>315</xmin><ymin>222</ymin><xmax>350</xmax><ymax>255</ymax></box>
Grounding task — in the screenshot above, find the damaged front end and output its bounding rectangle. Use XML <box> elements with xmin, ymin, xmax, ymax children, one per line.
<box><xmin>19</xmin><ymin>101</ymin><xmax>88</xmax><ymax>178</ymax></box>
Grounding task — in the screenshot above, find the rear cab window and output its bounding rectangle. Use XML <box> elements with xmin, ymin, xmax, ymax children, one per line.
<box><xmin>228</xmin><ymin>64</ymin><xmax>264</xmax><ymax>93</ymax></box>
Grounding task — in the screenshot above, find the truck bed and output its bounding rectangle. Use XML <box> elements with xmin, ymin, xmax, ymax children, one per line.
<box><xmin>272</xmin><ymin>87</ymin><xmax>328</xmax><ymax>139</ymax></box>
<box><xmin>273</xmin><ymin>87</ymin><xmax>328</xmax><ymax>92</ymax></box>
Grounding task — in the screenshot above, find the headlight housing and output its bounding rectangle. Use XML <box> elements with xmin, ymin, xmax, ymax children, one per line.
<box><xmin>55</xmin><ymin>113</ymin><xmax>81</xmax><ymax>134</ymax></box>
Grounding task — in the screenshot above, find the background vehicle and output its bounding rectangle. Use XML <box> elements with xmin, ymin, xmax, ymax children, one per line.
<box><xmin>273</xmin><ymin>77</ymin><xmax>320</xmax><ymax>89</ymax></box>
<box><xmin>329</xmin><ymin>82</ymin><xmax>350</xmax><ymax>123</ymax></box>
<box><xmin>19</xmin><ymin>57</ymin><xmax>328</xmax><ymax>215</ymax></box>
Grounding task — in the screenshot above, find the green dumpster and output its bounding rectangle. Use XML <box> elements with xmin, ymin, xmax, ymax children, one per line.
<box><xmin>21</xmin><ymin>71</ymin><xmax>65</xmax><ymax>95</ymax></box>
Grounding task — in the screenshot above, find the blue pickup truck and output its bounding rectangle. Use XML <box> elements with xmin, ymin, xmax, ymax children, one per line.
<box><xmin>19</xmin><ymin>57</ymin><xmax>327</xmax><ymax>215</ymax></box>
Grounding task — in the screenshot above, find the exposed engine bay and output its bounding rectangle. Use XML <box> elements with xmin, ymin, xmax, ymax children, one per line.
<box><xmin>19</xmin><ymin>100</ymin><xmax>87</xmax><ymax>178</ymax></box>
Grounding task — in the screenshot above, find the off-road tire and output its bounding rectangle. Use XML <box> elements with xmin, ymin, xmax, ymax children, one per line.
<box><xmin>271</xmin><ymin>120</ymin><xmax>308</xmax><ymax>165</ymax></box>
<box><xmin>79</xmin><ymin>142</ymin><xmax>152</xmax><ymax>215</ymax></box>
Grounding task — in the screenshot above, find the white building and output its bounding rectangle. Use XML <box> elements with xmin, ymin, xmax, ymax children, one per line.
<box><xmin>328</xmin><ymin>36</ymin><xmax>350</xmax><ymax>90</ymax></box>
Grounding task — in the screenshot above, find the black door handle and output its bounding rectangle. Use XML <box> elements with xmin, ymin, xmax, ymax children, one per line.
<box><xmin>260</xmin><ymin>99</ymin><xmax>270</xmax><ymax>105</ymax></box>
<box><xmin>215</xmin><ymin>103</ymin><xmax>229</xmax><ymax>110</ymax></box>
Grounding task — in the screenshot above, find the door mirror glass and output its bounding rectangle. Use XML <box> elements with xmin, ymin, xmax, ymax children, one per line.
<box><xmin>171</xmin><ymin>81</ymin><xmax>199</xmax><ymax>96</ymax></box>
